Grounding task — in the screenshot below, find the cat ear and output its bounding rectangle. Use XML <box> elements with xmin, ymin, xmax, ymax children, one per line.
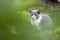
<box><xmin>29</xmin><ymin>8</ymin><xmax>32</xmax><ymax>13</ymax></box>
<box><xmin>37</xmin><ymin>10</ymin><xmax>40</xmax><ymax>14</ymax></box>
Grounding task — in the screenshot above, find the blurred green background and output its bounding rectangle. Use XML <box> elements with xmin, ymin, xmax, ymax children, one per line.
<box><xmin>0</xmin><ymin>0</ymin><xmax>60</xmax><ymax>40</ymax></box>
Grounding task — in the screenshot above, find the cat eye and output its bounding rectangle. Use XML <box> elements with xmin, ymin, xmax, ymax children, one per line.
<box><xmin>30</xmin><ymin>14</ymin><xmax>33</xmax><ymax>16</ymax></box>
<box><xmin>37</xmin><ymin>10</ymin><xmax>40</xmax><ymax>14</ymax></box>
<box><xmin>35</xmin><ymin>14</ymin><xmax>37</xmax><ymax>16</ymax></box>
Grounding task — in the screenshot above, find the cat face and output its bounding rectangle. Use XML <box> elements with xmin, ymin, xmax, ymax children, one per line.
<box><xmin>29</xmin><ymin>9</ymin><xmax>40</xmax><ymax>20</ymax></box>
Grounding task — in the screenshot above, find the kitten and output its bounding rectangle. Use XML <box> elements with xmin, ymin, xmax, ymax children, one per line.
<box><xmin>29</xmin><ymin>9</ymin><xmax>52</xmax><ymax>29</ymax></box>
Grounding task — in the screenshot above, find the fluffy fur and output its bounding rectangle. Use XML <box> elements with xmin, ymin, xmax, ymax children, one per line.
<box><xmin>29</xmin><ymin>9</ymin><xmax>52</xmax><ymax>29</ymax></box>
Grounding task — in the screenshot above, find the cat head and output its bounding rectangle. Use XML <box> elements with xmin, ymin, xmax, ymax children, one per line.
<box><xmin>29</xmin><ymin>9</ymin><xmax>41</xmax><ymax>20</ymax></box>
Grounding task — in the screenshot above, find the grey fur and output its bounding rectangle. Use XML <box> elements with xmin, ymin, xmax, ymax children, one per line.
<box><xmin>29</xmin><ymin>9</ymin><xmax>52</xmax><ymax>29</ymax></box>
<box><xmin>29</xmin><ymin>10</ymin><xmax>40</xmax><ymax>19</ymax></box>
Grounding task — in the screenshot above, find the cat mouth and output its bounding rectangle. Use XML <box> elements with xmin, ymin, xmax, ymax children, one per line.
<box><xmin>31</xmin><ymin>17</ymin><xmax>37</xmax><ymax>21</ymax></box>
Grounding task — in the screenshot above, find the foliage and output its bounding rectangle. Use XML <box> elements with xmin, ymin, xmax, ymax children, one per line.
<box><xmin>0</xmin><ymin>0</ymin><xmax>60</xmax><ymax>40</ymax></box>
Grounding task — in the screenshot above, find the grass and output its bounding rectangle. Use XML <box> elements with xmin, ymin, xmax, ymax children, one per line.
<box><xmin>0</xmin><ymin>0</ymin><xmax>60</xmax><ymax>40</ymax></box>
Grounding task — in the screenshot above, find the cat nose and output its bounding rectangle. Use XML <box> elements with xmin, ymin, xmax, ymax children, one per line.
<box><xmin>31</xmin><ymin>15</ymin><xmax>35</xmax><ymax>17</ymax></box>
<box><xmin>31</xmin><ymin>15</ymin><xmax>36</xmax><ymax>19</ymax></box>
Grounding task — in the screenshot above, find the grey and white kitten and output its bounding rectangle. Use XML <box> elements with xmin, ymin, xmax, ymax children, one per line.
<box><xmin>29</xmin><ymin>9</ymin><xmax>52</xmax><ymax>29</ymax></box>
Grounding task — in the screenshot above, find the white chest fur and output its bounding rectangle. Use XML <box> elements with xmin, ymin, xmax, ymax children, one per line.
<box><xmin>30</xmin><ymin>14</ymin><xmax>52</xmax><ymax>29</ymax></box>
<box><xmin>30</xmin><ymin>15</ymin><xmax>42</xmax><ymax>26</ymax></box>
